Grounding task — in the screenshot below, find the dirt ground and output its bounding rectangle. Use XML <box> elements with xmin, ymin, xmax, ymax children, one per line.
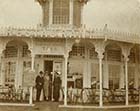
<box><xmin>0</xmin><ymin>102</ymin><xmax>139</xmax><ymax>111</ymax></box>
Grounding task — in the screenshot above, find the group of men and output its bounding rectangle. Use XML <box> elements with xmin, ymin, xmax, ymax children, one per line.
<box><xmin>35</xmin><ymin>71</ymin><xmax>62</xmax><ymax>102</ymax></box>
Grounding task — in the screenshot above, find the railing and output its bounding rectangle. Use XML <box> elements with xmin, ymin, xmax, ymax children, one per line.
<box><xmin>61</xmin><ymin>87</ymin><xmax>140</xmax><ymax>105</ymax></box>
<box><xmin>0</xmin><ymin>25</ymin><xmax>139</xmax><ymax>44</ymax></box>
<box><xmin>0</xmin><ymin>86</ymin><xmax>30</xmax><ymax>103</ymax></box>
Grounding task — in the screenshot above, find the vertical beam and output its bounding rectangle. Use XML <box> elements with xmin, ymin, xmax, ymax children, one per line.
<box><xmin>15</xmin><ymin>46</ymin><xmax>21</xmax><ymax>89</ymax></box>
<box><xmin>124</xmin><ymin>57</ymin><xmax>129</xmax><ymax>105</ymax></box>
<box><xmin>121</xmin><ymin>44</ymin><xmax>132</xmax><ymax>106</ymax></box>
<box><xmin>134</xmin><ymin>48</ymin><xmax>139</xmax><ymax>88</ymax></box>
<box><xmin>29</xmin><ymin>87</ymin><xmax>33</xmax><ymax>105</ymax></box>
<box><xmin>95</xmin><ymin>42</ymin><xmax>105</xmax><ymax>107</ymax></box>
<box><xmin>49</xmin><ymin>0</ymin><xmax>53</xmax><ymax>25</ymax></box>
<box><xmin>64</xmin><ymin>54</ymin><xmax>68</xmax><ymax>106</ymax></box>
<box><xmin>69</xmin><ymin>0</ymin><xmax>74</xmax><ymax>25</ymax></box>
<box><xmin>99</xmin><ymin>56</ymin><xmax>103</xmax><ymax>107</ymax></box>
<box><xmin>31</xmin><ymin>54</ymin><xmax>35</xmax><ymax>71</ymax></box>
<box><xmin>63</xmin><ymin>38</ymin><xmax>72</xmax><ymax>106</ymax></box>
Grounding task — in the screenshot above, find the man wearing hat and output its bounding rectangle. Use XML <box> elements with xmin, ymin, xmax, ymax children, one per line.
<box><xmin>53</xmin><ymin>71</ymin><xmax>62</xmax><ymax>102</ymax></box>
<box><xmin>35</xmin><ymin>71</ymin><xmax>44</xmax><ymax>101</ymax></box>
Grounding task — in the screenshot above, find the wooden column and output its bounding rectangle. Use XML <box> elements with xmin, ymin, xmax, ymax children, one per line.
<box><xmin>98</xmin><ymin>53</ymin><xmax>104</xmax><ymax>107</ymax></box>
<box><xmin>121</xmin><ymin>44</ymin><xmax>132</xmax><ymax>106</ymax></box>
<box><xmin>64</xmin><ymin>54</ymin><xmax>68</xmax><ymax>106</ymax></box>
<box><xmin>124</xmin><ymin>57</ymin><xmax>129</xmax><ymax>105</ymax></box>
<box><xmin>95</xmin><ymin>42</ymin><xmax>105</xmax><ymax>107</ymax></box>
<box><xmin>31</xmin><ymin>54</ymin><xmax>35</xmax><ymax>71</ymax></box>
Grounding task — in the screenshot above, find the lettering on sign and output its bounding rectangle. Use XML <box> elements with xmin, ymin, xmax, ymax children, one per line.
<box><xmin>35</xmin><ymin>45</ymin><xmax>64</xmax><ymax>54</ymax></box>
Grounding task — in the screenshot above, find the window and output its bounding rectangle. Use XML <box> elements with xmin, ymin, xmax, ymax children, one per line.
<box><xmin>22</xmin><ymin>45</ymin><xmax>30</xmax><ymax>57</ymax></box>
<box><xmin>53</xmin><ymin>0</ymin><xmax>69</xmax><ymax>24</ymax></box>
<box><xmin>107</xmin><ymin>49</ymin><xmax>121</xmax><ymax>61</ymax></box>
<box><xmin>128</xmin><ymin>66</ymin><xmax>135</xmax><ymax>88</ymax></box>
<box><xmin>5</xmin><ymin>61</ymin><xmax>16</xmax><ymax>86</ymax></box>
<box><xmin>129</xmin><ymin>50</ymin><xmax>135</xmax><ymax>63</ymax></box>
<box><xmin>23</xmin><ymin>61</ymin><xmax>31</xmax><ymax>71</ymax></box>
<box><xmin>69</xmin><ymin>45</ymin><xmax>85</xmax><ymax>58</ymax></box>
<box><xmin>4</xmin><ymin>46</ymin><xmax>18</xmax><ymax>58</ymax></box>
<box><xmin>89</xmin><ymin>47</ymin><xmax>97</xmax><ymax>59</ymax></box>
<box><xmin>109</xmin><ymin>65</ymin><xmax>120</xmax><ymax>89</ymax></box>
<box><xmin>91</xmin><ymin>63</ymin><xmax>99</xmax><ymax>89</ymax></box>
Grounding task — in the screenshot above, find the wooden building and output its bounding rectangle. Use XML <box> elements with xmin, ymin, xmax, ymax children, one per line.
<box><xmin>0</xmin><ymin>0</ymin><xmax>140</xmax><ymax>108</ymax></box>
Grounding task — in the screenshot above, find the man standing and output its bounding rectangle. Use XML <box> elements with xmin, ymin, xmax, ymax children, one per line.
<box><xmin>35</xmin><ymin>71</ymin><xmax>44</xmax><ymax>101</ymax></box>
<box><xmin>53</xmin><ymin>71</ymin><xmax>62</xmax><ymax>102</ymax></box>
<box><xmin>43</xmin><ymin>71</ymin><xmax>50</xmax><ymax>101</ymax></box>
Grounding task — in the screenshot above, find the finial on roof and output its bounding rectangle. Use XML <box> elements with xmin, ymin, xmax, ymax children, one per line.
<box><xmin>103</xmin><ymin>24</ymin><xmax>108</xmax><ymax>31</ymax></box>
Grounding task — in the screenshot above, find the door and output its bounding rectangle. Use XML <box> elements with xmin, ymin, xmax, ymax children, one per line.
<box><xmin>44</xmin><ymin>60</ymin><xmax>53</xmax><ymax>101</ymax></box>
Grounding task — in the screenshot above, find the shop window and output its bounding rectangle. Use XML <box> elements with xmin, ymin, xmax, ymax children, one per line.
<box><xmin>69</xmin><ymin>45</ymin><xmax>85</xmax><ymax>58</ymax></box>
<box><xmin>53</xmin><ymin>0</ymin><xmax>69</xmax><ymax>24</ymax></box>
<box><xmin>5</xmin><ymin>61</ymin><xmax>16</xmax><ymax>86</ymax></box>
<box><xmin>4</xmin><ymin>46</ymin><xmax>18</xmax><ymax>58</ymax></box>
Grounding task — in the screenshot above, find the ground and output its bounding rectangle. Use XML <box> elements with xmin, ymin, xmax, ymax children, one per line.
<box><xmin>0</xmin><ymin>102</ymin><xmax>139</xmax><ymax>111</ymax></box>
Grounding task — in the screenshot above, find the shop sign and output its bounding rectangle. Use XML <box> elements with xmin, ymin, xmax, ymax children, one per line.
<box><xmin>23</xmin><ymin>69</ymin><xmax>36</xmax><ymax>87</ymax></box>
<box><xmin>35</xmin><ymin>45</ymin><xmax>64</xmax><ymax>55</ymax></box>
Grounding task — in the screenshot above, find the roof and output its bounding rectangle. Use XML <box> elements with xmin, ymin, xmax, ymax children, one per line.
<box><xmin>0</xmin><ymin>25</ymin><xmax>139</xmax><ymax>44</ymax></box>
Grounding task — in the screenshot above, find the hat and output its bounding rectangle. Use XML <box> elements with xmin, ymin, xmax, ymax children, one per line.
<box><xmin>39</xmin><ymin>71</ymin><xmax>43</xmax><ymax>74</ymax></box>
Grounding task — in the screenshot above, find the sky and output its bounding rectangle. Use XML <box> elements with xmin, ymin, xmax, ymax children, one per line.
<box><xmin>0</xmin><ymin>0</ymin><xmax>140</xmax><ymax>34</ymax></box>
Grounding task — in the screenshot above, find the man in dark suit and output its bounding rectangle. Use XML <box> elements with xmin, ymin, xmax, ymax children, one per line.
<box><xmin>35</xmin><ymin>71</ymin><xmax>44</xmax><ymax>101</ymax></box>
<box><xmin>53</xmin><ymin>71</ymin><xmax>62</xmax><ymax>102</ymax></box>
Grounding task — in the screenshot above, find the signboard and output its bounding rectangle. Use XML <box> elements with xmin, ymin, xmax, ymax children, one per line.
<box><xmin>34</xmin><ymin>41</ymin><xmax>64</xmax><ymax>55</ymax></box>
<box><xmin>23</xmin><ymin>69</ymin><xmax>36</xmax><ymax>87</ymax></box>
<box><xmin>36</xmin><ymin>46</ymin><xmax>64</xmax><ymax>54</ymax></box>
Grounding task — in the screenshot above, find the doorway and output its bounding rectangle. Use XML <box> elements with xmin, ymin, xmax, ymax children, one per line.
<box><xmin>44</xmin><ymin>60</ymin><xmax>53</xmax><ymax>74</ymax></box>
<box><xmin>44</xmin><ymin>60</ymin><xmax>53</xmax><ymax>101</ymax></box>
